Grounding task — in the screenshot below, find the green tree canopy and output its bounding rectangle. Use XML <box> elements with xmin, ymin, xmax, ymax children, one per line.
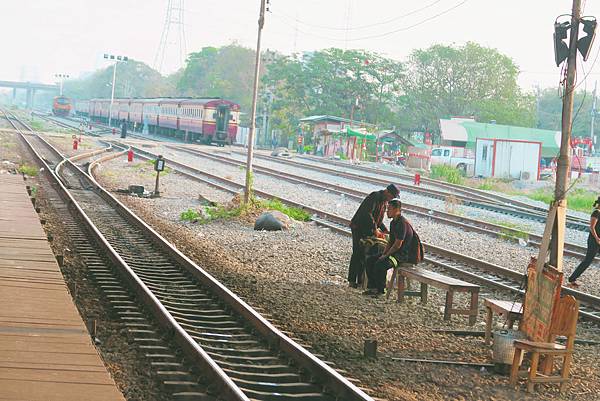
<box><xmin>536</xmin><ymin>87</ymin><xmax>594</xmax><ymax>138</ymax></box>
<box><xmin>401</xmin><ymin>42</ymin><xmax>535</xmax><ymax>135</ymax></box>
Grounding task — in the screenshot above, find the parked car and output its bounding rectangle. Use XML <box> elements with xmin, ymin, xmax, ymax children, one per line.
<box><xmin>430</xmin><ymin>146</ymin><xmax>474</xmax><ymax>172</ymax></box>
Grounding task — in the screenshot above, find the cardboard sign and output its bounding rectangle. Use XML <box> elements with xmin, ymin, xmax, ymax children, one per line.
<box><xmin>521</xmin><ymin>257</ymin><xmax>563</xmax><ymax>342</ymax></box>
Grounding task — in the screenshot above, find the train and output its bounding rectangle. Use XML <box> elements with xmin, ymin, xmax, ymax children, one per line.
<box><xmin>52</xmin><ymin>96</ymin><xmax>72</xmax><ymax>116</ymax></box>
<box><xmin>74</xmin><ymin>98</ymin><xmax>241</xmax><ymax>145</ymax></box>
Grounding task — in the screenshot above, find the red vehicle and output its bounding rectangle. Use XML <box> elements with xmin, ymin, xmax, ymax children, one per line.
<box><xmin>52</xmin><ymin>96</ymin><xmax>71</xmax><ymax>116</ymax></box>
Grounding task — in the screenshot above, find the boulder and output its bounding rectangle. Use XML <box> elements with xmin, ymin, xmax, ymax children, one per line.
<box><xmin>254</xmin><ymin>210</ymin><xmax>293</xmax><ymax>231</ymax></box>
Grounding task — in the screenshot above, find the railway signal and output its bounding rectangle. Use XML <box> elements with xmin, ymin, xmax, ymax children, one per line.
<box><xmin>154</xmin><ymin>155</ymin><xmax>165</xmax><ymax>196</ymax></box>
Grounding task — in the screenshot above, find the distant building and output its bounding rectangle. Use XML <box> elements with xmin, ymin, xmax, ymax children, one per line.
<box><xmin>439</xmin><ymin>117</ymin><xmax>560</xmax><ymax>158</ymax></box>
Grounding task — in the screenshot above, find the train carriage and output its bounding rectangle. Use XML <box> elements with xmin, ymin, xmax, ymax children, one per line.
<box><xmin>142</xmin><ymin>99</ymin><xmax>161</xmax><ymax>132</ymax></box>
<box><xmin>74</xmin><ymin>100</ymin><xmax>90</xmax><ymax>117</ymax></box>
<box><xmin>117</xmin><ymin>99</ymin><xmax>130</xmax><ymax>123</ymax></box>
<box><xmin>202</xmin><ymin>99</ymin><xmax>240</xmax><ymax>144</ymax></box>
<box><xmin>158</xmin><ymin>99</ymin><xmax>180</xmax><ymax>131</ymax></box>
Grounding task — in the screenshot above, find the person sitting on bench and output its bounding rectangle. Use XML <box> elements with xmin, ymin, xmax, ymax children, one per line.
<box><xmin>364</xmin><ymin>198</ymin><xmax>423</xmax><ymax>297</ymax></box>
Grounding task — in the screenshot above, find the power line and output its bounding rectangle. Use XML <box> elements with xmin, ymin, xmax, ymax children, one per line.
<box><xmin>273</xmin><ymin>0</ymin><xmax>444</xmax><ymax>32</ymax></box>
<box><xmin>270</xmin><ymin>0</ymin><xmax>467</xmax><ymax>43</ymax></box>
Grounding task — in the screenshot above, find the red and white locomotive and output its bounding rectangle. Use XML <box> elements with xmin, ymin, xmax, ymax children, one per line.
<box><xmin>75</xmin><ymin>98</ymin><xmax>241</xmax><ymax>145</ymax></box>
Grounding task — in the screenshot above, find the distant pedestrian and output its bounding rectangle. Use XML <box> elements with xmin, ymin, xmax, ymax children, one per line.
<box><xmin>348</xmin><ymin>183</ymin><xmax>399</xmax><ymax>288</ymax></box>
<box><xmin>120</xmin><ymin>120</ymin><xmax>127</xmax><ymax>139</ymax></box>
<box><xmin>364</xmin><ymin>199</ymin><xmax>424</xmax><ymax>296</ymax></box>
<box><xmin>568</xmin><ymin>196</ymin><xmax>600</xmax><ymax>287</ymax></box>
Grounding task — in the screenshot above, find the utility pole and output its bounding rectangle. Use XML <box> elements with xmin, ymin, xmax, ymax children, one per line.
<box><xmin>591</xmin><ymin>81</ymin><xmax>598</xmax><ymax>154</ymax></box>
<box><xmin>549</xmin><ymin>0</ymin><xmax>581</xmax><ymax>268</ymax></box>
<box><xmin>104</xmin><ymin>54</ymin><xmax>128</xmax><ymax>128</ymax></box>
<box><xmin>54</xmin><ymin>74</ymin><xmax>69</xmax><ymax>96</ymax></box>
<box><xmin>244</xmin><ymin>0</ymin><xmax>267</xmax><ymax>204</ymax></box>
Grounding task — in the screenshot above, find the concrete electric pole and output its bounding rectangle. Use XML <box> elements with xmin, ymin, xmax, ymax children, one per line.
<box><xmin>549</xmin><ymin>0</ymin><xmax>581</xmax><ymax>268</ymax></box>
<box><xmin>244</xmin><ymin>0</ymin><xmax>267</xmax><ymax>204</ymax></box>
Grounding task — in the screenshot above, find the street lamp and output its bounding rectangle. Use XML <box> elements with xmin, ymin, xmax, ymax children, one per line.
<box><xmin>54</xmin><ymin>74</ymin><xmax>69</xmax><ymax>96</ymax></box>
<box><xmin>104</xmin><ymin>54</ymin><xmax>129</xmax><ymax>127</ymax></box>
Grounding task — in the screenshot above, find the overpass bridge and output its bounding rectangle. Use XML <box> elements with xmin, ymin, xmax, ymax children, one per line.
<box><xmin>0</xmin><ymin>80</ymin><xmax>59</xmax><ymax>108</ymax></box>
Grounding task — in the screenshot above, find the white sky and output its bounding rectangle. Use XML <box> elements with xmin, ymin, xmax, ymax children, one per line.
<box><xmin>2</xmin><ymin>0</ymin><xmax>600</xmax><ymax>91</ymax></box>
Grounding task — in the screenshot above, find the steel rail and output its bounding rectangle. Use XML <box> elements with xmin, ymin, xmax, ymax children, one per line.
<box><xmin>227</xmin><ymin>150</ymin><xmax>589</xmax><ymax>231</ymax></box>
<box><xmin>165</xmin><ymin>145</ymin><xmax>595</xmax><ymax>261</ymax></box>
<box><xmin>9</xmin><ymin>120</ymin><xmax>250</xmax><ymax>401</ymax></box>
<box><xmin>13</xmin><ymin>118</ymin><xmax>373</xmax><ymax>400</ymax></box>
<box><xmin>115</xmin><ymin>141</ymin><xmax>600</xmax><ymax>324</ymax></box>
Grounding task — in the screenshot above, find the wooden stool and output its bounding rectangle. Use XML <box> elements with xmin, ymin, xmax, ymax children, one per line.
<box><xmin>484</xmin><ymin>299</ymin><xmax>523</xmax><ymax>345</ymax></box>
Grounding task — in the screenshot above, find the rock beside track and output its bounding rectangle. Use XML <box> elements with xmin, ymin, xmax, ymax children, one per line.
<box><xmin>254</xmin><ymin>210</ymin><xmax>296</xmax><ymax>231</ymax></box>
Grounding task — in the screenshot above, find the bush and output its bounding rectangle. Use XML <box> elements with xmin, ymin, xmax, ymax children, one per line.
<box><xmin>257</xmin><ymin>198</ymin><xmax>311</xmax><ymax>221</ymax></box>
<box><xmin>527</xmin><ymin>188</ymin><xmax>596</xmax><ymax>213</ymax></box>
<box><xmin>18</xmin><ymin>164</ymin><xmax>38</xmax><ymax>177</ymax></box>
<box><xmin>180</xmin><ymin>209</ymin><xmax>201</xmax><ymax>222</ymax></box>
<box><xmin>477</xmin><ymin>180</ymin><xmax>494</xmax><ymax>190</ymax></box>
<box><xmin>430</xmin><ymin>165</ymin><xmax>464</xmax><ymax>185</ymax></box>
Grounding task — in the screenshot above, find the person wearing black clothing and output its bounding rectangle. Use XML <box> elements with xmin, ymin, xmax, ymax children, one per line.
<box><xmin>568</xmin><ymin>197</ymin><xmax>600</xmax><ymax>287</ymax></box>
<box><xmin>121</xmin><ymin>120</ymin><xmax>128</xmax><ymax>138</ymax></box>
<box><xmin>348</xmin><ymin>183</ymin><xmax>399</xmax><ymax>287</ymax></box>
<box><xmin>365</xmin><ymin>199</ymin><xmax>418</xmax><ymax>295</ymax></box>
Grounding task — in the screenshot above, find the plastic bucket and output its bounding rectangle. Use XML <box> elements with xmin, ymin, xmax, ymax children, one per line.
<box><xmin>493</xmin><ymin>329</ymin><xmax>526</xmax><ymax>365</ymax></box>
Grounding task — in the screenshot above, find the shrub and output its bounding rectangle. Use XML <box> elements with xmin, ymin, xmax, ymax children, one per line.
<box><xmin>257</xmin><ymin>198</ymin><xmax>311</xmax><ymax>221</ymax></box>
<box><xmin>430</xmin><ymin>165</ymin><xmax>464</xmax><ymax>185</ymax></box>
<box><xmin>477</xmin><ymin>180</ymin><xmax>494</xmax><ymax>190</ymax></box>
<box><xmin>180</xmin><ymin>209</ymin><xmax>201</xmax><ymax>222</ymax></box>
<box><xmin>18</xmin><ymin>164</ymin><xmax>38</xmax><ymax>176</ymax></box>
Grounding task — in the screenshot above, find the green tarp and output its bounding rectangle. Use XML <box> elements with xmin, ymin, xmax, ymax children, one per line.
<box><xmin>346</xmin><ymin>127</ymin><xmax>377</xmax><ymax>141</ymax></box>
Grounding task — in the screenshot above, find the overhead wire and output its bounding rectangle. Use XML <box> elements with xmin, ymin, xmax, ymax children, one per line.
<box><xmin>272</xmin><ymin>0</ymin><xmax>445</xmax><ymax>31</ymax></box>
<box><xmin>268</xmin><ymin>0</ymin><xmax>468</xmax><ymax>42</ymax></box>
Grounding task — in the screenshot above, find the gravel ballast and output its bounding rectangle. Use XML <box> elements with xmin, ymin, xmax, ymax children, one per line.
<box><xmin>93</xmin><ymin>150</ymin><xmax>600</xmax><ymax>401</ymax></box>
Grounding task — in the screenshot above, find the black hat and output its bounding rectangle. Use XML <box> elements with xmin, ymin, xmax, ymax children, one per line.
<box><xmin>386</xmin><ymin>184</ymin><xmax>400</xmax><ymax>196</ymax></box>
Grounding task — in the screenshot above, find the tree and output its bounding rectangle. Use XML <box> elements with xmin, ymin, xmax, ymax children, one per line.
<box><xmin>401</xmin><ymin>42</ymin><xmax>535</xmax><ymax>136</ymax></box>
<box><xmin>262</xmin><ymin>48</ymin><xmax>405</xmax><ymax>137</ymax></box>
<box><xmin>63</xmin><ymin>60</ymin><xmax>172</xmax><ymax>99</ymax></box>
<box><xmin>537</xmin><ymin>87</ymin><xmax>593</xmax><ymax>138</ymax></box>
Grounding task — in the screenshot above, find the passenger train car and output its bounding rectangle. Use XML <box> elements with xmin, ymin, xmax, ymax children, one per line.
<box><xmin>52</xmin><ymin>96</ymin><xmax>72</xmax><ymax>116</ymax></box>
<box><xmin>75</xmin><ymin>98</ymin><xmax>241</xmax><ymax>145</ymax></box>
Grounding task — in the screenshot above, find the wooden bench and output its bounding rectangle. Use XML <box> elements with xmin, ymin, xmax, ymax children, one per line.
<box><xmin>484</xmin><ymin>299</ymin><xmax>523</xmax><ymax>345</ymax></box>
<box><xmin>388</xmin><ymin>266</ymin><xmax>480</xmax><ymax>325</ymax></box>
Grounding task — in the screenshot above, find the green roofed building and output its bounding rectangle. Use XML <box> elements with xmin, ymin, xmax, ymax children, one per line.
<box><xmin>439</xmin><ymin>118</ymin><xmax>561</xmax><ymax>158</ymax></box>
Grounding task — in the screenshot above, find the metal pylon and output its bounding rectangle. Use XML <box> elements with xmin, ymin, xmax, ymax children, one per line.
<box><xmin>154</xmin><ymin>0</ymin><xmax>187</xmax><ymax>73</ymax></box>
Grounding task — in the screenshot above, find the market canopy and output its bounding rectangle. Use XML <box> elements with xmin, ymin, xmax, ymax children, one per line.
<box><xmin>346</xmin><ymin>127</ymin><xmax>377</xmax><ymax>141</ymax></box>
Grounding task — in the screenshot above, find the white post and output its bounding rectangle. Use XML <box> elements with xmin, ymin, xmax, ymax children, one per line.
<box><xmin>108</xmin><ymin>62</ymin><xmax>117</xmax><ymax>127</ymax></box>
<box><xmin>59</xmin><ymin>79</ymin><xmax>64</xmax><ymax>96</ymax></box>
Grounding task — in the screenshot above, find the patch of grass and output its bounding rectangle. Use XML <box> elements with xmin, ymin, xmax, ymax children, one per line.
<box><xmin>256</xmin><ymin>198</ymin><xmax>311</xmax><ymax>221</ymax></box>
<box><xmin>180</xmin><ymin>209</ymin><xmax>201</xmax><ymax>222</ymax></box>
<box><xmin>18</xmin><ymin>164</ymin><xmax>38</xmax><ymax>176</ymax></box>
<box><xmin>146</xmin><ymin>159</ymin><xmax>172</xmax><ymax>174</ymax></box>
<box><xmin>430</xmin><ymin>165</ymin><xmax>464</xmax><ymax>185</ymax></box>
<box><xmin>477</xmin><ymin>180</ymin><xmax>494</xmax><ymax>190</ymax></box>
<box><xmin>29</xmin><ymin>185</ymin><xmax>37</xmax><ymax>198</ymax></box>
<box><xmin>28</xmin><ymin>120</ymin><xmax>46</xmax><ymax>131</ymax></box>
<box><xmin>488</xmin><ymin>218</ymin><xmax>529</xmax><ymax>241</ymax></box>
<box><xmin>527</xmin><ymin>188</ymin><xmax>597</xmax><ymax>213</ymax></box>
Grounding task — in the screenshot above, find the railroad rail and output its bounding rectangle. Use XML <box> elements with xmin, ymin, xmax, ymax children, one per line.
<box><xmin>109</xmin><ymin>141</ymin><xmax>600</xmax><ymax>324</ymax></box>
<box><xmin>164</xmin><ymin>145</ymin><xmax>596</xmax><ymax>261</ymax></box>
<box><xmin>226</xmin><ymin>149</ymin><xmax>590</xmax><ymax>231</ymax></box>
<box><xmin>2</xmin><ymin>109</ymin><xmax>374</xmax><ymax>401</ymax></box>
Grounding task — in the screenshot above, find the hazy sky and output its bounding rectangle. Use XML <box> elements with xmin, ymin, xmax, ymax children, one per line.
<box><xmin>2</xmin><ymin>0</ymin><xmax>600</xmax><ymax>91</ymax></box>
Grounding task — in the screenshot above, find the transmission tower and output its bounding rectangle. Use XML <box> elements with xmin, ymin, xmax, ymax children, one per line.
<box><xmin>154</xmin><ymin>0</ymin><xmax>187</xmax><ymax>73</ymax></box>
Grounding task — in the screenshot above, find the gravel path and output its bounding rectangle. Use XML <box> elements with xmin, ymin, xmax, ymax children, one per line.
<box><xmin>142</xmin><ymin>144</ymin><xmax>600</xmax><ymax>295</ymax></box>
<box><xmin>92</xmin><ymin>157</ymin><xmax>600</xmax><ymax>401</ymax></box>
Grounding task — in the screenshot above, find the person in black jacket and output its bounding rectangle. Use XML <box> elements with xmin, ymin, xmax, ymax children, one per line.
<box><xmin>364</xmin><ymin>198</ymin><xmax>421</xmax><ymax>296</ymax></box>
<box><xmin>568</xmin><ymin>196</ymin><xmax>600</xmax><ymax>287</ymax></box>
<box><xmin>348</xmin><ymin>183</ymin><xmax>399</xmax><ymax>287</ymax></box>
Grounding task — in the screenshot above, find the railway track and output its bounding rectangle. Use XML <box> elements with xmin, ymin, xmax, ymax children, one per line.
<box><xmin>3</xmin><ymin>109</ymin><xmax>375</xmax><ymax>401</ymax></box>
<box><xmin>109</xmin><ymin>141</ymin><xmax>600</xmax><ymax>325</ymax></box>
<box><xmin>163</xmin><ymin>145</ymin><xmax>596</xmax><ymax>261</ymax></box>
<box><xmin>226</xmin><ymin>149</ymin><xmax>590</xmax><ymax>231</ymax></box>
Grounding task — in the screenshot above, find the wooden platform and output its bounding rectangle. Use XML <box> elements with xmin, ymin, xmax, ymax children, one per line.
<box><xmin>0</xmin><ymin>174</ymin><xmax>125</xmax><ymax>401</ymax></box>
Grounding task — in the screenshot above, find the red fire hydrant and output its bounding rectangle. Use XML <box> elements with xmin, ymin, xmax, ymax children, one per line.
<box><xmin>127</xmin><ymin>149</ymin><xmax>134</xmax><ymax>162</ymax></box>
<box><xmin>72</xmin><ymin>139</ymin><xmax>78</xmax><ymax>150</ymax></box>
<box><xmin>112</xmin><ymin>128</ymin><xmax>116</xmax><ymax>135</ymax></box>
<box><xmin>414</xmin><ymin>173</ymin><xmax>421</xmax><ymax>186</ymax></box>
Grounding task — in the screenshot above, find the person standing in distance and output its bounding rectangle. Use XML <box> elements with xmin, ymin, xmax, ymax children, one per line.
<box><xmin>348</xmin><ymin>183</ymin><xmax>399</xmax><ymax>288</ymax></box>
<box><xmin>568</xmin><ymin>196</ymin><xmax>600</xmax><ymax>287</ymax></box>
